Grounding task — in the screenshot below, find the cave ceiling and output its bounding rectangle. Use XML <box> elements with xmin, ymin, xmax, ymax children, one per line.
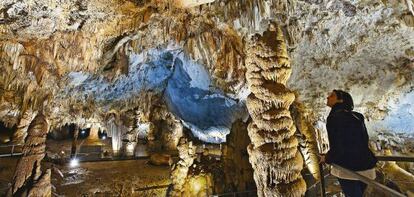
<box><xmin>0</xmin><ymin>0</ymin><xmax>413</xmax><ymax>140</ymax></box>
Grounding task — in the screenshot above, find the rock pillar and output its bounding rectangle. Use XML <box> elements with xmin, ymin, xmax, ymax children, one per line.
<box><xmin>170</xmin><ymin>137</ymin><xmax>196</xmax><ymax>197</ymax></box>
<box><xmin>7</xmin><ymin>113</ymin><xmax>51</xmax><ymax>197</ymax></box>
<box><xmin>12</xmin><ymin>110</ymin><xmax>35</xmax><ymax>145</ymax></box>
<box><xmin>245</xmin><ymin>24</ymin><xmax>306</xmax><ymax>197</ymax></box>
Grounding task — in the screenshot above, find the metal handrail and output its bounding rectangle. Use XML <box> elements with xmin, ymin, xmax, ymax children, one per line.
<box><xmin>376</xmin><ymin>156</ymin><xmax>414</xmax><ymax>162</ymax></box>
<box><xmin>330</xmin><ymin>164</ymin><xmax>405</xmax><ymax>197</ymax></box>
<box><xmin>210</xmin><ymin>189</ymin><xmax>257</xmax><ymax>197</ymax></box>
<box><xmin>0</xmin><ymin>144</ymin><xmax>23</xmax><ymax>158</ymax></box>
<box><xmin>313</xmin><ymin>155</ymin><xmax>414</xmax><ymax>197</ymax></box>
<box><xmin>0</xmin><ymin>144</ymin><xmax>23</xmax><ymax>148</ymax></box>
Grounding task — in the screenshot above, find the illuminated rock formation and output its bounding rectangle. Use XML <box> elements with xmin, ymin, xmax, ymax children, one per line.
<box><xmin>7</xmin><ymin>113</ymin><xmax>51</xmax><ymax>197</ymax></box>
<box><xmin>291</xmin><ymin>101</ymin><xmax>321</xmax><ymax>181</ymax></box>
<box><xmin>170</xmin><ymin>137</ymin><xmax>197</xmax><ymax>196</ymax></box>
<box><xmin>379</xmin><ymin>149</ymin><xmax>414</xmax><ymax>195</ymax></box>
<box><xmin>245</xmin><ymin>24</ymin><xmax>306</xmax><ymax>197</ymax></box>
<box><xmin>12</xmin><ymin>110</ymin><xmax>35</xmax><ymax>145</ymax></box>
<box><xmin>0</xmin><ymin>0</ymin><xmax>413</xmax><ymax>196</ymax></box>
<box><xmin>222</xmin><ymin>119</ymin><xmax>255</xmax><ymax>193</ymax></box>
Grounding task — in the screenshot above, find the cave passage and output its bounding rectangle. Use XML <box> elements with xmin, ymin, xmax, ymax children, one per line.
<box><xmin>64</xmin><ymin>49</ymin><xmax>247</xmax><ymax>143</ymax></box>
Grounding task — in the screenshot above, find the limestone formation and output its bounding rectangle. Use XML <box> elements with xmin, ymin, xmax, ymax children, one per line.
<box><xmin>0</xmin><ymin>0</ymin><xmax>413</xmax><ymax>196</ymax></box>
<box><xmin>70</xmin><ymin>125</ymin><xmax>79</xmax><ymax>158</ymax></box>
<box><xmin>7</xmin><ymin>113</ymin><xmax>51</xmax><ymax>197</ymax></box>
<box><xmin>291</xmin><ymin>102</ymin><xmax>321</xmax><ymax>181</ymax></box>
<box><xmin>380</xmin><ymin>149</ymin><xmax>414</xmax><ymax>195</ymax></box>
<box><xmin>245</xmin><ymin>24</ymin><xmax>306</xmax><ymax>197</ymax></box>
<box><xmin>12</xmin><ymin>110</ymin><xmax>35</xmax><ymax>145</ymax></box>
<box><xmin>170</xmin><ymin>137</ymin><xmax>197</xmax><ymax>197</ymax></box>
<box><xmin>222</xmin><ymin>120</ymin><xmax>255</xmax><ymax>193</ymax></box>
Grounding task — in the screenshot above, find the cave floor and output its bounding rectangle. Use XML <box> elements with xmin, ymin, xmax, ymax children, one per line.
<box><xmin>51</xmin><ymin>159</ymin><xmax>171</xmax><ymax>196</ymax></box>
<box><xmin>0</xmin><ymin>158</ymin><xmax>171</xmax><ymax>196</ymax></box>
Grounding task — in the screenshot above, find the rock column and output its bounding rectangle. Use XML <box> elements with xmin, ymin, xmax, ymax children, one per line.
<box><xmin>170</xmin><ymin>137</ymin><xmax>196</xmax><ymax>197</ymax></box>
<box><xmin>70</xmin><ymin>125</ymin><xmax>79</xmax><ymax>158</ymax></box>
<box><xmin>7</xmin><ymin>113</ymin><xmax>51</xmax><ymax>197</ymax></box>
<box><xmin>12</xmin><ymin>110</ymin><xmax>35</xmax><ymax>145</ymax></box>
<box><xmin>245</xmin><ymin>24</ymin><xmax>306</xmax><ymax>197</ymax></box>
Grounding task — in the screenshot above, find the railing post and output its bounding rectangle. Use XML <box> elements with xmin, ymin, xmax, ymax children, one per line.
<box><xmin>11</xmin><ymin>144</ymin><xmax>15</xmax><ymax>156</ymax></box>
<box><xmin>319</xmin><ymin>163</ymin><xmax>326</xmax><ymax>197</ymax></box>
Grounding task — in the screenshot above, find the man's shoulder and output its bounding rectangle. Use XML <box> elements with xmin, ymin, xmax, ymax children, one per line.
<box><xmin>351</xmin><ymin>111</ymin><xmax>365</xmax><ymax>120</ymax></box>
<box><xmin>330</xmin><ymin>110</ymin><xmax>364</xmax><ymax>120</ymax></box>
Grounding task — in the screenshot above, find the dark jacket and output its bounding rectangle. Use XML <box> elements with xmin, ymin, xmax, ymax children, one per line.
<box><xmin>325</xmin><ymin>103</ymin><xmax>377</xmax><ymax>171</ymax></box>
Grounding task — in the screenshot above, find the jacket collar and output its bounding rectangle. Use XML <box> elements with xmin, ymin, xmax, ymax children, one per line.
<box><xmin>329</xmin><ymin>103</ymin><xmax>350</xmax><ymax>117</ymax></box>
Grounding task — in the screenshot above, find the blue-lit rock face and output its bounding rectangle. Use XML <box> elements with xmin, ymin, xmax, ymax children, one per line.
<box><xmin>65</xmin><ymin>51</ymin><xmax>173</xmax><ymax>103</ymax></box>
<box><xmin>64</xmin><ymin>49</ymin><xmax>247</xmax><ymax>143</ymax></box>
<box><xmin>165</xmin><ymin>55</ymin><xmax>246</xmax><ymax>143</ymax></box>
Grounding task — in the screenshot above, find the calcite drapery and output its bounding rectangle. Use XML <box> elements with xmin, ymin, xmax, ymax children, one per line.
<box><xmin>7</xmin><ymin>113</ymin><xmax>51</xmax><ymax>197</ymax></box>
<box><xmin>245</xmin><ymin>24</ymin><xmax>306</xmax><ymax>197</ymax></box>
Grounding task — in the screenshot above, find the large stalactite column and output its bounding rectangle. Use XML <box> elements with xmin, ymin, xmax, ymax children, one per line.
<box><xmin>7</xmin><ymin>113</ymin><xmax>51</xmax><ymax>197</ymax></box>
<box><xmin>245</xmin><ymin>24</ymin><xmax>306</xmax><ymax>197</ymax></box>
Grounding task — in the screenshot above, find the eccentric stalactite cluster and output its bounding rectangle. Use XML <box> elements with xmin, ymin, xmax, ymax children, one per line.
<box><xmin>245</xmin><ymin>24</ymin><xmax>306</xmax><ymax>197</ymax></box>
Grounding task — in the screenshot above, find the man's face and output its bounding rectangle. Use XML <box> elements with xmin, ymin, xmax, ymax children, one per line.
<box><xmin>327</xmin><ymin>91</ymin><xmax>341</xmax><ymax>107</ymax></box>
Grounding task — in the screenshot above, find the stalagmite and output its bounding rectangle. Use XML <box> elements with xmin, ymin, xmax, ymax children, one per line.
<box><xmin>123</xmin><ymin>112</ymin><xmax>138</xmax><ymax>156</ymax></box>
<box><xmin>222</xmin><ymin>120</ymin><xmax>255</xmax><ymax>193</ymax></box>
<box><xmin>245</xmin><ymin>24</ymin><xmax>306</xmax><ymax>197</ymax></box>
<box><xmin>87</xmin><ymin>124</ymin><xmax>100</xmax><ymax>143</ymax></box>
<box><xmin>7</xmin><ymin>113</ymin><xmax>51</xmax><ymax>197</ymax></box>
<box><xmin>70</xmin><ymin>125</ymin><xmax>79</xmax><ymax>158</ymax></box>
<box><xmin>170</xmin><ymin>137</ymin><xmax>196</xmax><ymax>197</ymax></box>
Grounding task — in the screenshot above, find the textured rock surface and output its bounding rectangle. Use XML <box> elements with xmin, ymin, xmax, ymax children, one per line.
<box><xmin>291</xmin><ymin>101</ymin><xmax>321</xmax><ymax>181</ymax></box>
<box><xmin>1</xmin><ymin>0</ymin><xmax>412</xmax><ymax>137</ymax></box>
<box><xmin>245</xmin><ymin>24</ymin><xmax>306</xmax><ymax>197</ymax></box>
<box><xmin>7</xmin><ymin>113</ymin><xmax>51</xmax><ymax>197</ymax></box>
<box><xmin>287</xmin><ymin>0</ymin><xmax>414</xmax><ymax>135</ymax></box>
<box><xmin>0</xmin><ymin>0</ymin><xmax>414</xmax><ymax>196</ymax></box>
<box><xmin>222</xmin><ymin>119</ymin><xmax>255</xmax><ymax>193</ymax></box>
<box><xmin>170</xmin><ymin>137</ymin><xmax>196</xmax><ymax>196</ymax></box>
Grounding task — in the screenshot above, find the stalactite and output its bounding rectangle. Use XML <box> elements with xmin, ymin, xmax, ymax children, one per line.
<box><xmin>7</xmin><ymin>113</ymin><xmax>51</xmax><ymax>197</ymax></box>
<box><xmin>291</xmin><ymin>101</ymin><xmax>321</xmax><ymax>181</ymax></box>
<box><xmin>245</xmin><ymin>23</ymin><xmax>306</xmax><ymax>197</ymax></box>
